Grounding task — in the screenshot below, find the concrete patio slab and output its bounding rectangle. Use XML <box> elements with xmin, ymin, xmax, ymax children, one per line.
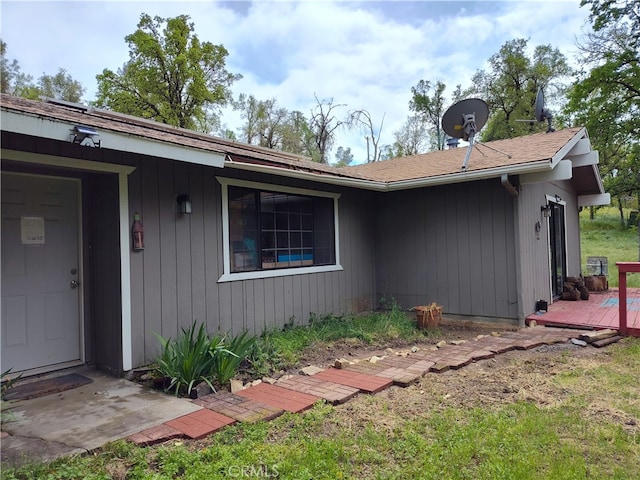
<box><xmin>1</xmin><ymin>370</ymin><xmax>201</xmax><ymax>466</ymax></box>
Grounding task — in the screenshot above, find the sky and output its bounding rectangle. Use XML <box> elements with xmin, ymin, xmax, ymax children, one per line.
<box><xmin>0</xmin><ymin>0</ymin><xmax>592</xmax><ymax>164</ymax></box>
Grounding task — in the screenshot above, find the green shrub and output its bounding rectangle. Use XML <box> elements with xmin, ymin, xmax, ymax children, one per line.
<box><xmin>212</xmin><ymin>331</ymin><xmax>256</xmax><ymax>385</ymax></box>
<box><xmin>154</xmin><ymin>322</ymin><xmax>228</xmax><ymax>397</ymax></box>
<box><xmin>154</xmin><ymin>323</ymin><xmax>257</xmax><ymax>397</ymax></box>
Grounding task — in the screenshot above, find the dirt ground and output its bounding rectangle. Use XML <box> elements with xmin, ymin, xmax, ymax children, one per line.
<box><xmin>290</xmin><ymin>320</ymin><xmax>639</xmax><ymax>436</ymax></box>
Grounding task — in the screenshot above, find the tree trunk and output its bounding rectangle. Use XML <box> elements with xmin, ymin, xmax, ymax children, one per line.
<box><xmin>617</xmin><ymin>196</ymin><xmax>624</xmax><ymax>227</ymax></box>
<box><xmin>590</xmin><ymin>205</ymin><xmax>595</xmax><ymax>220</ymax></box>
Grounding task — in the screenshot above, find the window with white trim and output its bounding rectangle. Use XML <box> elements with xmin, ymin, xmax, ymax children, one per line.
<box><xmin>218</xmin><ymin>178</ymin><xmax>341</xmax><ymax>281</ymax></box>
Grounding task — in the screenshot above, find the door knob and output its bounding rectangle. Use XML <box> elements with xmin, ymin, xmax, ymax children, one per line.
<box><xmin>70</xmin><ymin>280</ymin><xmax>80</xmax><ymax>289</ymax></box>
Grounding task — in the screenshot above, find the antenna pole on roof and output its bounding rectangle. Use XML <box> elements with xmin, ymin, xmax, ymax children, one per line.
<box><xmin>474</xmin><ymin>142</ymin><xmax>512</xmax><ymax>159</ymax></box>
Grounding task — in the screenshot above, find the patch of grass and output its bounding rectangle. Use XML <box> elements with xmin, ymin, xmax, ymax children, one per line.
<box><xmin>580</xmin><ymin>207</ymin><xmax>640</xmax><ymax>287</ymax></box>
<box><xmin>5</xmin><ymin>341</ymin><xmax>640</xmax><ymax>478</ymax></box>
<box><xmin>247</xmin><ymin>305</ymin><xmax>429</xmax><ymax>375</ymax></box>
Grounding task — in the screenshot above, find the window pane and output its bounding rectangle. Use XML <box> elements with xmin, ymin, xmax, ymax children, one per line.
<box><xmin>228</xmin><ymin>186</ymin><xmax>258</xmax><ymax>272</ymax></box>
<box><xmin>313</xmin><ymin>197</ymin><xmax>335</xmax><ymax>265</ymax></box>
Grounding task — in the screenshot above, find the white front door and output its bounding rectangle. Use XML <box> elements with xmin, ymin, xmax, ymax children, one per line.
<box><xmin>1</xmin><ymin>172</ymin><xmax>82</xmax><ymax>373</ymax></box>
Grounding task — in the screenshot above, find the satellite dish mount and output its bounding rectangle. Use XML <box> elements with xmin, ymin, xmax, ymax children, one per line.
<box><xmin>516</xmin><ymin>88</ymin><xmax>554</xmax><ymax>133</ymax></box>
<box><xmin>441</xmin><ymin>98</ymin><xmax>489</xmax><ymax>171</ymax></box>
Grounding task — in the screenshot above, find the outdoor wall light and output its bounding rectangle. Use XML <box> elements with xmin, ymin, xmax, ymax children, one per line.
<box><xmin>541</xmin><ymin>205</ymin><xmax>552</xmax><ymax>218</ymax></box>
<box><xmin>177</xmin><ymin>194</ymin><xmax>192</xmax><ymax>214</ymax></box>
<box><xmin>70</xmin><ymin>125</ymin><xmax>101</xmax><ymax>147</ymax></box>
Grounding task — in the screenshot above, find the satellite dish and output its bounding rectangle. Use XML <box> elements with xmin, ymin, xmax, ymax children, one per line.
<box><xmin>441</xmin><ymin>98</ymin><xmax>489</xmax><ymax>171</ymax></box>
<box><xmin>517</xmin><ymin>88</ymin><xmax>554</xmax><ymax>133</ymax></box>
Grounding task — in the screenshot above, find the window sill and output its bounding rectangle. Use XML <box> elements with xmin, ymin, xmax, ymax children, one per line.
<box><xmin>218</xmin><ymin>264</ymin><xmax>343</xmax><ymax>282</ymax></box>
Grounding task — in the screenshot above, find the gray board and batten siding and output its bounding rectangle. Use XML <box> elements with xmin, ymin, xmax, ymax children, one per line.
<box><xmin>516</xmin><ymin>179</ymin><xmax>581</xmax><ymax>320</ymax></box>
<box><xmin>374</xmin><ymin>179</ymin><xmax>520</xmax><ymax>322</ymax></box>
<box><xmin>127</xmin><ymin>158</ymin><xmax>377</xmax><ymax>367</ymax></box>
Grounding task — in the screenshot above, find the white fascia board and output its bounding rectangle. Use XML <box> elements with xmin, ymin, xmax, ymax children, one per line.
<box><xmin>578</xmin><ymin>193</ymin><xmax>611</xmax><ymax>207</ymax></box>
<box><xmin>566</xmin><ymin>137</ymin><xmax>591</xmax><ymax>157</ymax></box>
<box><xmin>224</xmin><ymin>157</ymin><xmax>553</xmax><ymax>192</ymax></box>
<box><xmin>2</xmin><ymin>149</ymin><xmax>136</xmax><ymax>174</ymax></box>
<box><xmin>549</xmin><ymin>128</ymin><xmax>587</xmax><ymax>168</ymax></box>
<box><xmin>1</xmin><ymin>109</ymin><xmax>225</xmax><ymax>168</ymax></box>
<box><xmin>520</xmin><ymin>159</ymin><xmax>573</xmax><ymax>185</ymax></box>
<box><xmin>568</xmin><ymin>150</ymin><xmax>599</xmax><ymax>167</ymax></box>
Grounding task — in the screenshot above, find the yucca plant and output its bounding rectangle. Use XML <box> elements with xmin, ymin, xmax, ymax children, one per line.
<box><xmin>212</xmin><ymin>331</ymin><xmax>257</xmax><ymax>385</ymax></box>
<box><xmin>154</xmin><ymin>322</ymin><xmax>228</xmax><ymax>397</ymax></box>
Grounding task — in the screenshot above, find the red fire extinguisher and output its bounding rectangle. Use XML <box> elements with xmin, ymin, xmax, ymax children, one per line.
<box><xmin>132</xmin><ymin>212</ymin><xmax>144</xmax><ymax>250</ymax></box>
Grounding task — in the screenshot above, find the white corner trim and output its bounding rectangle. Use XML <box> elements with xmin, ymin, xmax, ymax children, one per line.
<box><xmin>119</xmin><ymin>173</ymin><xmax>133</xmax><ymax>371</ymax></box>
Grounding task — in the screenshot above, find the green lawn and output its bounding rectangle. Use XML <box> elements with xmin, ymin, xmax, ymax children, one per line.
<box><xmin>580</xmin><ymin>207</ymin><xmax>640</xmax><ymax>287</ymax></box>
<box><xmin>4</xmin><ymin>337</ymin><xmax>639</xmax><ymax>479</ymax></box>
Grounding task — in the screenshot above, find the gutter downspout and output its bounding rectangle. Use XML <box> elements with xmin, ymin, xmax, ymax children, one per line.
<box><xmin>501</xmin><ymin>174</ymin><xmax>519</xmax><ymax>197</ymax></box>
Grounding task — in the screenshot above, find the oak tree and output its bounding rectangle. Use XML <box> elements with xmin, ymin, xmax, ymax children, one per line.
<box><xmin>95</xmin><ymin>14</ymin><xmax>240</xmax><ymax>131</ymax></box>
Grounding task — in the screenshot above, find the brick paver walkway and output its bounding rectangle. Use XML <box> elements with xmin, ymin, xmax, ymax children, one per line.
<box><xmin>127</xmin><ymin>326</ymin><xmax>595</xmax><ymax>446</ymax></box>
<box><xmin>194</xmin><ymin>391</ymin><xmax>284</xmax><ymax>422</ymax></box>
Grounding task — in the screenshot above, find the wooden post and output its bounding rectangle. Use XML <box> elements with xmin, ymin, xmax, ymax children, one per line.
<box><xmin>616</xmin><ymin>262</ymin><xmax>640</xmax><ymax>336</ymax></box>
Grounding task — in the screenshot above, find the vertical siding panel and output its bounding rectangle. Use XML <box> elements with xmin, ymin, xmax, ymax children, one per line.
<box><xmin>174</xmin><ymin>164</ymin><xmax>193</xmax><ymax>328</ymax></box>
<box><xmin>424</xmin><ymin>190</ymin><xmax>439</xmax><ymax>306</ymax></box>
<box><xmin>467</xmin><ymin>183</ymin><xmax>483</xmax><ymax>315</ymax></box>
<box><xmin>253</xmin><ymin>280</ymin><xmax>266</xmax><ymax>333</ymax></box>
<box><xmin>434</xmin><ymin>191</ymin><xmax>449</xmax><ymax>308</ymax></box>
<box><xmin>308</xmin><ymin>274</ymin><xmax>319</xmax><ymax>317</ymax></box>
<box><xmin>299</xmin><ymin>274</ymin><xmax>311</xmax><ymax>323</ymax></box>
<box><xmin>158</xmin><ymin>161</ymin><xmax>178</xmax><ymax>338</ymax></box>
<box><xmin>244</xmin><ymin>280</ymin><xmax>255</xmax><ymax>333</ymax></box>
<box><xmin>445</xmin><ymin>187</ymin><xmax>459</xmax><ymax>312</ymax></box>
<box><xmin>414</xmin><ymin>190</ymin><xmax>428</xmax><ymax>305</ymax></box>
<box><xmin>189</xmin><ymin>164</ymin><xmax>206</xmax><ymax>325</ymax></box>
<box><xmin>263</xmin><ymin>277</ymin><xmax>276</xmax><ymax>329</ymax></box>
<box><xmin>217</xmin><ymin>282</ymin><xmax>232</xmax><ymax>334</ymax></box>
<box><xmin>283</xmin><ymin>276</ymin><xmax>294</xmax><ymax>324</ymax></box>
<box><xmin>492</xmin><ymin>188</ymin><xmax>510</xmax><ymax>317</ymax></box>
<box><xmin>273</xmin><ymin>277</ymin><xmax>285</xmax><ymax>329</ymax></box>
<box><xmin>140</xmin><ymin>160</ymin><xmax>162</xmax><ymax>362</ymax></box>
<box><xmin>505</xmin><ymin>195</ymin><xmax>518</xmax><ymax>318</ymax></box>
<box><xmin>456</xmin><ymin>185</ymin><xmax>472</xmax><ymax>315</ymax></box>
<box><xmin>479</xmin><ymin>185</ymin><xmax>496</xmax><ymax>316</ymax></box>
<box><xmin>229</xmin><ymin>281</ymin><xmax>243</xmax><ymax>334</ymax></box>
<box><xmin>292</xmin><ymin>276</ymin><xmax>303</xmax><ymax>324</ymax></box>
<box><xmin>331</xmin><ymin>271</ymin><xmax>342</xmax><ymax>313</ymax></box>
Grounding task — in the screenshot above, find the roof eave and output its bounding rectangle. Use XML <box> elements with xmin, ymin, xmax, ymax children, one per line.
<box><xmin>1</xmin><ymin>107</ymin><xmax>226</xmax><ymax>168</ymax></box>
<box><xmin>225</xmin><ymin>156</ymin><xmax>555</xmax><ymax>191</ymax></box>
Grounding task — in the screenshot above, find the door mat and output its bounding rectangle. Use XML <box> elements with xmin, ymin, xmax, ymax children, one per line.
<box><xmin>3</xmin><ymin>373</ymin><xmax>93</xmax><ymax>401</ymax></box>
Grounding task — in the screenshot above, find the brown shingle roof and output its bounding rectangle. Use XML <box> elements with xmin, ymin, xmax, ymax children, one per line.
<box><xmin>344</xmin><ymin>127</ymin><xmax>584</xmax><ymax>182</ymax></box>
<box><xmin>0</xmin><ymin>94</ymin><xmax>365</xmax><ymax>180</ymax></box>
<box><xmin>1</xmin><ymin>95</ymin><xmax>585</xmax><ymax>186</ymax></box>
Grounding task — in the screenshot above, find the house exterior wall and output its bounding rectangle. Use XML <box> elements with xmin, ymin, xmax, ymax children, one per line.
<box><xmin>127</xmin><ymin>158</ymin><xmax>377</xmax><ymax>367</ymax></box>
<box><xmin>373</xmin><ymin>179</ymin><xmax>519</xmax><ymax>322</ymax></box>
<box><xmin>516</xmin><ymin>179</ymin><xmax>581</xmax><ymax>319</ymax></box>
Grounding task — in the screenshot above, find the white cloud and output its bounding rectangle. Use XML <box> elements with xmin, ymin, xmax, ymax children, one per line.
<box><xmin>1</xmin><ymin>0</ymin><xmax>591</xmax><ymax>164</ymax></box>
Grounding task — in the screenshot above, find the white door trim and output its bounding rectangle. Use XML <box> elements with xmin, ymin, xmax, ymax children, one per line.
<box><xmin>3</xmin><ymin>149</ymin><xmax>136</xmax><ymax>371</ymax></box>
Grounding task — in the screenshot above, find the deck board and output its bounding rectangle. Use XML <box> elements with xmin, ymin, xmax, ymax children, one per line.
<box><xmin>527</xmin><ymin>288</ymin><xmax>640</xmax><ymax>337</ymax></box>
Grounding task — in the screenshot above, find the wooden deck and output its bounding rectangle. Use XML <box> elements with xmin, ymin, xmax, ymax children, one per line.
<box><xmin>527</xmin><ymin>288</ymin><xmax>640</xmax><ymax>337</ymax></box>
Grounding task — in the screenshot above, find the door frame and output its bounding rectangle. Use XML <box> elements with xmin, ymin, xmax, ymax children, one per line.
<box><xmin>2</xmin><ymin>149</ymin><xmax>136</xmax><ymax>371</ymax></box>
<box><xmin>545</xmin><ymin>194</ymin><xmax>568</xmax><ymax>300</ymax></box>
